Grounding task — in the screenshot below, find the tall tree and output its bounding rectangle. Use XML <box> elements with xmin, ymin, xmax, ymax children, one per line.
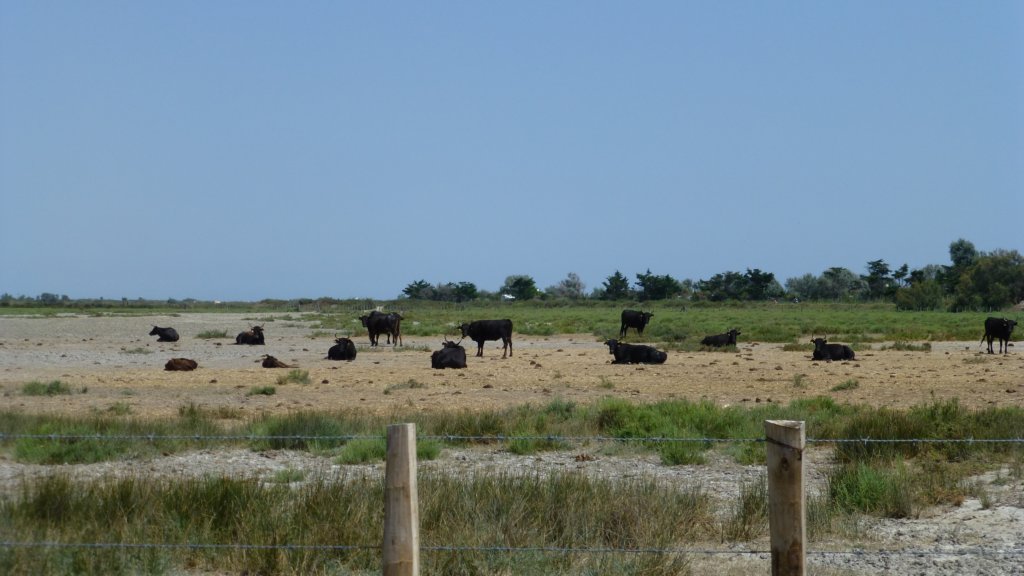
<box><xmin>402</xmin><ymin>280</ymin><xmax>432</xmax><ymax>300</ymax></box>
<box><xmin>600</xmin><ymin>271</ymin><xmax>632</xmax><ymax>300</ymax></box>
<box><xmin>635</xmin><ymin>269</ymin><xmax>681</xmax><ymax>301</ymax></box>
<box><xmin>819</xmin><ymin>268</ymin><xmax>866</xmax><ymax>300</ymax></box>
<box><xmin>546</xmin><ymin>272</ymin><xmax>586</xmax><ymax>299</ymax></box>
<box><xmin>501</xmin><ymin>275</ymin><xmax>539</xmax><ymax>300</ymax></box>
<box><xmin>744</xmin><ymin>268</ymin><xmax>782</xmax><ymax>300</ymax></box>
<box><xmin>952</xmin><ymin>249</ymin><xmax>1024</xmax><ymax>310</ymax></box>
<box><xmin>944</xmin><ymin>238</ymin><xmax>979</xmax><ymax>294</ymax></box>
<box><xmin>862</xmin><ymin>259</ymin><xmax>893</xmax><ymax>300</ymax></box>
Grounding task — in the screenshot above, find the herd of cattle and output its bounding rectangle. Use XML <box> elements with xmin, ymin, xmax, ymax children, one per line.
<box><xmin>152</xmin><ymin>309</ymin><xmax>1018</xmax><ymax>372</ymax></box>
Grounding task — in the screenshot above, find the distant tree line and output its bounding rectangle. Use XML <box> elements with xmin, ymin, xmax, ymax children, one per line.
<box><xmin>399</xmin><ymin>239</ymin><xmax>1023</xmax><ymax>312</ymax></box>
<box><xmin>6</xmin><ymin>239</ymin><xmax>1020</xmax><ymax>313</ymax></box>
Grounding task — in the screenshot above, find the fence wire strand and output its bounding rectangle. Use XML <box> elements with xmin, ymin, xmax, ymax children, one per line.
<box><xmin>3</xmin><ymin>432</ymin><xmax>1024</xmax><ymax>445</ymax></box>
<box><xmin>2</xmin><ymin>540</ymin><xmax>1022</xmax><ymax>559</ymax></box>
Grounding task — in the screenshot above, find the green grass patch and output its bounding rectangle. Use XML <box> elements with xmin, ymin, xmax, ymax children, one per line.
<box><xmin>120</xmin><ymin>346</ymin><xmax>152</xmax><ymax>355</ymax></box>
<box><xmin>0</xmin><ymin>472</ymin><xmax>708</xmax><ymax>575</ymax></box>
<box><xmin>879</xmin><ymin>341</ymin><xmax>932</xmax><ymax>352</ymax></box>
<box><xmin>246</xmin><ymin>386</ymin><xmax>276</xmax><ymax>396</ymax></box>
<box><xmin>271</xmin><ymin>468</ymin><xmax>306</xmax><ymax>483</ymax></box>
<box><xmin>829</xmin><ymin>462</ymin><xmax>914</xmax><ymax>518</ymax></box>
<box><xmin>276</xmin><ymin>369</ymin><xmax>310</xmax><ymax>386</ymax></box>
<box><xmin>21</xmin><ymin>381</ymin><xmax>72</xmax><ymax>396</ymax></box>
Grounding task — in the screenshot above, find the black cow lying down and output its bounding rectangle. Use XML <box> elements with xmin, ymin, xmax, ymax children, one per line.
<box><xmin>326</xmin><ymin>337</ymin><xmax>357</xmax><ymax>361</ymax></box>
<box><xmin>701</xmin><ymin>329</ymin><xmax>741</xmax><ymax>348</ymax></box>
<box><xmin>261</xmin><ymin>354</ymin><xmax>291</xmax><ymax>368</ymax></box>
<box><xmin>604</xmin><ymin>339</ymin><xmax>668</xmax><ymax>364</ymax></box>
<box><xmin>431</xmin><ymin>340</ymin><xmax>467</xmax><ymax>369</ymax></box>
<box><xmin>149</xmin><ymin>326</ymin><xmax>180</xmax><ymax>342</ymax></box>
<box><xmin>236</xmin><ymin>326</ymin><xmax>265</xmax><ymax>345</ymax></box>
<box><xmin>164</xmin><ymin>358</ymin><xmax>198</xmax><ymax>371</ymax></box>
<box><xmin>811</xmin><ymin>338</ymin><xmax>855</xmax><ymax>361</ymax></box>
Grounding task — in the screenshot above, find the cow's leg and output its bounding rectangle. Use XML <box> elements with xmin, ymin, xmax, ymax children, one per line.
<box><xmin>477</xmin><ymin>342</ymin><xmax>484</xmax><ymax>357</ymax></box>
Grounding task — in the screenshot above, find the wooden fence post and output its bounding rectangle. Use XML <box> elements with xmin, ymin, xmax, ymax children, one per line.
<box><xmin>764</xmin><ymin>420</ymin><xmax>805</xmax><ymax>576</ymax></box>
<box><xmin>383</xmin><ymin>423</ymin><xmax>419</xmax><ymax>576</ymax></box>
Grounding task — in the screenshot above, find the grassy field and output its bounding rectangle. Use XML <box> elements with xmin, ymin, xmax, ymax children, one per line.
<box><xmin>1</xmin><ymin>302</ymin><xmax>1021</xmax><ymax>574</ymax></box>
<box><xmin>1</xmin><ymin>397</ymin><xmax>1022</xmax><ymax>574</ymax></box>
<box><xmin>5</xmin><ymin>300</ymin><xmax>1007</xmax><ymax>343</ymax></box>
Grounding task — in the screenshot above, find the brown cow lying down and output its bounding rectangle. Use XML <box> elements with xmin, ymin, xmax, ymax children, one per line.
<box><xmin>261</xmin><ymin>354</ymin><xmax>292</xmax><ymax>368</ymax></box>
<box><xmin>165</xmin><ymin>358</ymin><xmax>198</xmax><ymax>371</ymax></box>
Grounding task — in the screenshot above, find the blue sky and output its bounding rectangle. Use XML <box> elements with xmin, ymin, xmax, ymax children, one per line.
<box><xmin>2</xmin><ymin>2</ymin><xmax>1021</xmax><ymax>301</ymax></box>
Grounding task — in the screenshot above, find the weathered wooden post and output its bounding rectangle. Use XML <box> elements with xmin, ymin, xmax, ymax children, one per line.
<box><xmin>765</xmin><ymin>420</ymin><xmax>806</xmax><ymax>576</ymax></box>
<box><xmin>383</xmin><ymin>423</ymin><xmax>419</xmax><ymax>576</ymax></box>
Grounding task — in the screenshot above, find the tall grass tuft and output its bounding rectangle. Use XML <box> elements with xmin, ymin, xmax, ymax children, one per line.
<box><xmin>1</xmin><ymin>472</ymin><xmax>712</xmax><ymax>575</ymax></box>
<box><xmin>21</xmin><ymin>380</ymin><xmax>72</xmax><ymax>396</ymax></box>
<box><xmin>829</xmin><ymin>462</ymin><xmax>914</xmax><ymax>518</ymax></box>
<box><xmin>721</xmin><ymin>475</ymin><xmax>768</xmax><ymax>541</ymax></box>
<box><xmin>276</xmin><ymin>369</ymin><xmax>310</xmax><ymax>385</ymax></box>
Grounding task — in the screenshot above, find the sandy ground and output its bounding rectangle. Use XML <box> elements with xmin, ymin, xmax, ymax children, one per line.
<box><xmin>1</xmin><ymin>313</ymin><xmax>1022</xmax><ymax>418</ymax></box>
<box><xmin>1</xmin><ymin>313</ymin><xmax>1023</xmax><ymax>575</ymax></box>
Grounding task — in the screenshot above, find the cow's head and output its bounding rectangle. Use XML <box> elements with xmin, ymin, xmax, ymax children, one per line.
<box><xmin>149</xmin><ymin>326</ymin><xmax>161</xmax><ymax>335</ymax></box>
<box><xmin>810</xmin><ymin>337</ymin><xmax>827</xmax><ymax>350</ymax></box>
<box><xmin>458</xmin><ymin>323</ymin><xmax>471</xmax><ymax>337</ymax></box>
<box><xmin>604</xmin><ymin>339</ymin><xmax>620</xmax><ymax>353</ymax></box>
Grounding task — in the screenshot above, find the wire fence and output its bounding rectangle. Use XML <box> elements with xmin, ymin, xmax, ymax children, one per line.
<box><xmin>2</xmin><ymin>430</ymin><xmax>1023</xmax><ymax>571</ymax></box>
<box><xmin>4</xmin><ymin>432</ymin><xmax>1024</xmax><ymax>444</ymax></box>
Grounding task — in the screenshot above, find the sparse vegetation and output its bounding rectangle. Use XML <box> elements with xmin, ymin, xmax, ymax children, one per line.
<box><xmin>246</xmin><ymin>386</ymin><xmax>276</xmax><ymax>396</ymax></box>
<box><xmin>21</xmin><ymin>380</ymin><xmax>71</xmax><ymax>396</ymax></box>
<box><xmin>831</xmin><ymin>379</ymin><xmax>860</xmax><ymax>392</ymax></box>
<box><xmin>880</xmin><ymin>341</ymin><xmax>932</xmax><ymax>352</ymax></box>
<box><xmin>276</xmin><ymin>369</ymin><xmax>310</xmax><ymax>386</ymax></box>
<box><xmin>1</xmin><ymin>394</ymin><xmax>1022</xmax><ymax>573</ymax></box>
<box><xmin>121</xmin><ymin>346</ymin><xmax>152</xmax><ymax>354</ymax></box>
<box><xmin>195</xmin><ymin>329</ymin><xmax>230</xmax><ymax>339</ymax></box>
<box><xmin>384</xmin><ymin>379</ymin><xmax>427</xmax><ymax>394</ymax></box>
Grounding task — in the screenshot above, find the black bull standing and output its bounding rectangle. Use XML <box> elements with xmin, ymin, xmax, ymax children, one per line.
<box><xmin>459</xmin><ymin>319</ymin><xmax>513</xmax><ymax>358</ymax></box>
<box><xmin>981</xmin><ymin>316</ymin><xmax>1017</xmax><ymax>355</ymax></box>
<box><xmin>619</xmin><ymin>310</ymin><xmax>653</xmax><ymax>339</ymax></box>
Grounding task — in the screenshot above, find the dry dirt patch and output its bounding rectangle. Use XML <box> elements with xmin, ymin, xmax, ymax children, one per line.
<box><xmin>1</xmin><ymin>313</ymin><xmax>1022</xmax><ymax>418</ymax></box>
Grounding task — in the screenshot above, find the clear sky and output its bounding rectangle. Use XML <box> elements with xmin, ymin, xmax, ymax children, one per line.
<box><xmin>2</xmin><ymin>2</ymin><xmax>1021</xmax><ymax>301</ymax></box>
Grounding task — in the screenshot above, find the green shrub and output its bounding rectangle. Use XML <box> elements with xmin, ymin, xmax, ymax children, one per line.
<box><xmin>22</xmin><ymin>381</ymin><xmax>71</xmax><ymax>396</ymax></box>
<box><xmin>276</xmin><ymin>369</ymin><xmax>310</xmax><ymax>385</ymax></box>
<box><xmin>829</xmin><ymin>462</ymin><xmax>914</xmax><ymax>518</ymax></box>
